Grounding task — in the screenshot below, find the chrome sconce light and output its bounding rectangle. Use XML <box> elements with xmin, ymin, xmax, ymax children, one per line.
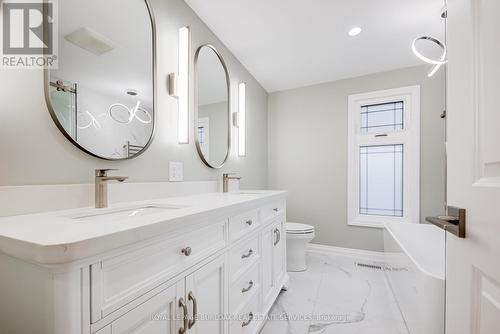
<box><xmin>237</xmin><ymin>82</ymin><xmax>246</xmax><ymax>157</ymax></box>
<box><xmin>169</xmin><ymin>26</ymin><xmax>190</xmax><ymax>143</ymax></box>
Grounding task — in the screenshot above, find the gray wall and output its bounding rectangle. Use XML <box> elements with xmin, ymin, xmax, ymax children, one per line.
<box><xmin>268</xmin><ymin>66</ymin><xmax>446</xmax><ymax>251</ymax></box>
<box><xmin>0</xmin><ymin>0</ymin><xmax>268</xmax><ymax>188</ymax></box>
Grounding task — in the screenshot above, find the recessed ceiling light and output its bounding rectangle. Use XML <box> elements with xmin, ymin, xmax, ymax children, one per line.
<box><xmin>348</xmin><ymin>27</ymin><xmax>362</xmax><ymax>37</ymax></box>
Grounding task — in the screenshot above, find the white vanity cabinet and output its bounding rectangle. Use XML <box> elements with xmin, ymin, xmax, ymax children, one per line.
<box><xmin>261</xmin><ymin>213</ymin><xmax>286</xmax><ymax>312</ymax></box>
<box><xmin>95</xmin><ymin>255</ymin><xmax>226</xmax><ymax>334</ymax></box>
<box><xmin>272</xmin><ymin>221</ymin><xmax>286</xmax><ymax>285</ymax></box>
<box><xmin>89</xmin><ymin>220</ymin><xmax>227</xmax><ymax>322</ymax></box>
<box><xmin>0</xmin><ymin>191</ymin><xmax>288</xmax><ymax>334</ymax></box>
<box><xmin>185</xmin><ymin>255</ymin><xmax>227</xmax><ymax>334</ymax></box>
<box><xmin>99</xmin><ymin>280</ymin><xmax>183</xmax><ymax>334</ymax></box>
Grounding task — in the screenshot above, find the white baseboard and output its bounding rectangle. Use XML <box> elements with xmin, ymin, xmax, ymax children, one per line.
<box><xmin>307</xmin><ymin>243</ymin><xmax>385</xmax><ymax>262</ymax></box>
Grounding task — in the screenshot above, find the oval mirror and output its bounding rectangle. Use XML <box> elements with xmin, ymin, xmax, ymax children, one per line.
<box><xmin>194</xmin><ymin>45</ymin><xmax>231</xmax><ymax>169</ymax></box>
<box><xmin>45</xmin><ymin>0</ymin><xmax>155</xmax><ymax>160</ymax></box>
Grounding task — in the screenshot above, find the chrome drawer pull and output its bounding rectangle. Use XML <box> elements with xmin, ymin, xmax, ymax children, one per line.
<box><xmin>241</xmin><ymin>249</ymin><xmax>254</xmax><ymax>259</ymax></box>
<box><xmin>241</xmin><ymin>312</ymin><xmax>254</xmax><ymax>327</ymax></box>
<box><xmin>245</xmin><ymin>219</ymin><xmax>253</xmax><ymax>226</ymax></box>
<box><xmin>241</xmin><ymin>280</ymin><xmax>254</xmax><ymax>293</ymax></box>
<box><xmin>178</xmin><ymin>298</ymin><xmax>188</xmax><ymax>334</ymax></box>
<box><xmin>273</xmin><ymin>208</ymin><xmax>279</xmax><ymax>212</ymax></box>
<box><xmin>188</xmin><ymin>291</ymin><xmax>197</xmax><ymax>329</ymax></box>
<box><xmin>181</xmin><ymin>247</ymin><xmax>192</xmax><ymax>256</ymax></box>
<box><xmin>274</xmin><ymin>228</ymin><xmax>281</xmax><ymax>246</ymax></box>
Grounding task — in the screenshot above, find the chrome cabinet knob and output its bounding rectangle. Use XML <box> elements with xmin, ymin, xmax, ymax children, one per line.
<box><xmin>181</xmin><ymin>247</ymin><xmax>192</xmax><ymax>256</ymax></box>
<box><xmin>245</xmin><ymin>219</ymin><xmax>253</xmax><ymax>226</ymax></box>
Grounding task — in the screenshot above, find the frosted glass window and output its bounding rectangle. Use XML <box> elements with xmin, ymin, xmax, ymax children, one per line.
<box><xmin>359</xmin><ymin>145</ymin><xmax>403</xmax><ymax>217</ymax></box>
<box><xmin>361</xmin><ymin>101</ymin><xmax>404</xmax><ymax>133</ymax></box>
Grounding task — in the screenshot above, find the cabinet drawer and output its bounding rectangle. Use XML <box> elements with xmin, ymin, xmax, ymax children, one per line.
<box><xmin>229</xmin><ymin>235</ymin><xmax>260</xmax><ymax>280</ymax></box>
<box><xmin>229</xmin><ymin>210</ymin><xmax>260</xmax><ymax>242</ymax></box>
<box><xmin>230</xmin><ymin>293</ymin><xmax>260</xmax><ymax>334</ymax></box>
<box><xmin>260</xmin><ymin>200</ymin><xmax>285</xmax><ymax>224</ymax></box>
<box><xmin>91</xmin><ymin>221</ymin><xmax>226</xmax><ymax>323</ymax></box>
<box><xmin>230</xmin><ymin>262</ymin><xmax>260</xmax><ymax>310</ymax></box>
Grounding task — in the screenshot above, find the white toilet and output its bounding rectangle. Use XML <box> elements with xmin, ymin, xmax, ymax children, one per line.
<box><xmin>286</xmin><ymin>222</ymin><xmax>315</xmax><ymax>272</ymax></box>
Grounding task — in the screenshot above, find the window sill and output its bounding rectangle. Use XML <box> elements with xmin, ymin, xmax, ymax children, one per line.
<box><xmin>348</xmin><ymin>220</ymin><xmax>386</xmax><ymax>229</ymax></box>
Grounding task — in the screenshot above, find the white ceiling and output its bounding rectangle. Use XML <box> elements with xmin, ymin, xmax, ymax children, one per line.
<box><xmin>184</xmin><ymin>0</ymin><xmax>445</xmax><ymax>92</ymax></box>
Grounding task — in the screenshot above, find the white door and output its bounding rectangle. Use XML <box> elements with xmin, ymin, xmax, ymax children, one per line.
<box><xmin>446</xmin><ymin>0</ymin><xmax>500</xmax><ymax>333</ymax></box>
<box><xmin>185</xmin><ymin>255</ymin><xmax>227</xmax><ymax>334</ymax></box>
<box><xmin>110</xmin><ymin>280</ymin><xmax>184</xmax><ymax>334</ymax></box>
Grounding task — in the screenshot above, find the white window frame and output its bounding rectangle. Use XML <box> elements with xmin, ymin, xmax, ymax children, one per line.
<box><xmin>197</xmin><ymin>117</ymin><xmax>210</xmax><ymax>160</ymax></box>
<box><xmin>347</xmin><ymin>86</ymin><xmax>420</xmax><ymax>228</ymax></box>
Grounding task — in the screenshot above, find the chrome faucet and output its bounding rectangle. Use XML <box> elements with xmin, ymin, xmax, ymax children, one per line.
<box><xmin>95</xmin><ymin>169</ymin><xmax>128</xmax><ymax>208</ymax></box>
<box><xmin>223</xmin><ymin>173</ymin><xmax>241</xmax><ymax>193</ymax></box>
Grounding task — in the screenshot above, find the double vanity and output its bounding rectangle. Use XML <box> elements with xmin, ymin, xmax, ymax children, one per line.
<box><xmin>0</xmin><ymin>191</ymin><xmax>288</xmax><ymax>334</ymax></box>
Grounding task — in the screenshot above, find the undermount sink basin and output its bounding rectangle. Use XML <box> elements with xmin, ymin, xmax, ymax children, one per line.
<box><xmin>71</xmin><ymin>205</ymin><xmax>185</xmax><ymax>223</ymax></box>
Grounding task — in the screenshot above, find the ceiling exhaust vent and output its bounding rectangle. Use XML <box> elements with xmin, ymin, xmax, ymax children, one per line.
<box><xmin>64</xmin><ymin>27</ymin><xmax>118</xmax><ymax>56</ymax></box>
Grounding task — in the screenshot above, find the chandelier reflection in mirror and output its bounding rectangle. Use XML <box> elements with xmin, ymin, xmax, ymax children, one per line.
<box><xmin>411</xmin><ymin>6</ymin><xmax>447</xmax><ymax>77</ymax></box>
<box><xmin>411</xmin><ymin>36</ymin><xmax>447</xmax><ymax>77</ymax></box>
<box><xmin>109</xmin><ymin>101</ymin><xmax>152</xmax><ymax>125</ymax></box>
<box><xmin>76</xmin><ymin>99</ymin><xmax>153</xmax><ymax>131</ymax></box>
<box><xmin>77</xmin><ymin>110</ymin><xmax>105</xmax><ymax>130</ymax></box>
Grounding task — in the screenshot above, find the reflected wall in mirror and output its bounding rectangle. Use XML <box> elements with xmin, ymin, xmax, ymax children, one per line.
<box><xmin>45</xmin><ymin>0</ymin><xmax>155</xmax><ymax>160</ymax></box>
<box><xmin>194</xmin><ymin>45</ymin><xmax>231</xmax><ymax>169</ymax></box>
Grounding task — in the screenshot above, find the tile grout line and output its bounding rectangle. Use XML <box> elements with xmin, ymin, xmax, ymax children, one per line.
<box><xmin>307</xmin><ymin>254</ymin><xmax>327</xmax><ymax>333</ymax></box>
<box><xmin>382</xmin><ymin>268</ymin><xmax>411</xmax><ymax>334</ymax></box>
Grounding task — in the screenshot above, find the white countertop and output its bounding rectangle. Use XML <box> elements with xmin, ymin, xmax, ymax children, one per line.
<box><xmin>0</xmin><ymin>190</ymin><xmax>287</xmax><ymax>266</ymax></box>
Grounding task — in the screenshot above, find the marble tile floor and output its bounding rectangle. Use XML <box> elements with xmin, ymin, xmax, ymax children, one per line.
<box><xmin>260</xmin><ymin>251</ymin><xmax>409</xmax><ymax>334</ymax></box>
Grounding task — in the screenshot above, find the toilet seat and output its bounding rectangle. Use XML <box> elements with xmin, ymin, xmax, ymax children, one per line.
<box><xmin>286</xmin><ymin>222</ymin><xmax>315</xmax><ymax>235</ymax></box>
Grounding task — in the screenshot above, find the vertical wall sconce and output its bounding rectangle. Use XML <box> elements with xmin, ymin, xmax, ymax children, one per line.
<box><xmin>178</xmin><ymin>26</ymin><xmax>190</xmax><ymax>144</ymax></box>
<box><xmin>238</xmin><ymin>82</ymin><xmax>246</xmax><ymax>157</ymax></box>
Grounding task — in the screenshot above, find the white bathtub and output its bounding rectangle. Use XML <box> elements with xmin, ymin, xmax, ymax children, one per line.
<box><xmin>384</xmin><ymin>222</ymin><xmax>445</xmax><ymax>334</ymax></box>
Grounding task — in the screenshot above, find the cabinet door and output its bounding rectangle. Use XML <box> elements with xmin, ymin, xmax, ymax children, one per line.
<box><xmin>262</xmin><ymin>220</ymin><xmax>286</xmax><ymax>311</ymax></box>
<box><xmin>272</xmin><ymin>220</ymin><xmax>286</xmax><ymax>284</ymax></box>
<box><xmin>185</xmin><ymin>255</ymin><xmax>227</xmax><ymax>334</ymax></box>
<box><xmin>110</xmin><ymin>280</ymin><xmax>184</xmax><ymax>334</ymax></box>
<box><xmin>261</xmin><ymin>225</ymin><xmax>275</xmax><ymax>310</ymax></box>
